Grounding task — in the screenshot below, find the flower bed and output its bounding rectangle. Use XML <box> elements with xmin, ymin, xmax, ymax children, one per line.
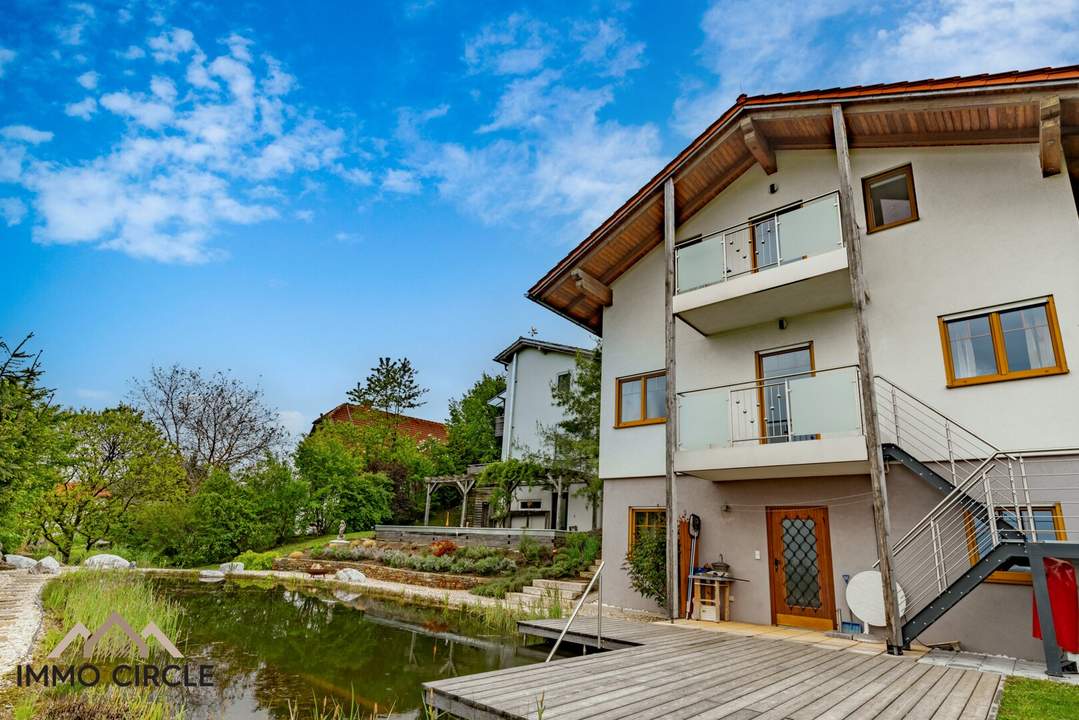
<box><xmin>308</xmin><ymin>541</ymin><xmax>517</xmax><ymax>576</ymax></box>
<box><xmin>271</xmin><ymin>556</ymin><xmax>487</xmax><ymax>590</ymax></box>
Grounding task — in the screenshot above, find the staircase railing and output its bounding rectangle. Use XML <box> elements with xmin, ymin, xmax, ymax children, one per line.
<box><xmin>545</xmin><ymin>560</ymin><xmax>604</xmax><ymax>662</ymax></box>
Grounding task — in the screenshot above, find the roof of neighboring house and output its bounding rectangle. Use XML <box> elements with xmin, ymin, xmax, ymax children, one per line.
<box><xmin>527</xmin><ymin>65</ymin><xmax>1079</xmax><ymax>333</ymax></box>
<box><xmin>492</xmin><ymin>337</ymin><xmax>593</xmax><ymax>366</ymax></box>
<box><xmin>311</xmin><ymin>403</ymin><xmax>448</xmax><ymax>443</ymax></box>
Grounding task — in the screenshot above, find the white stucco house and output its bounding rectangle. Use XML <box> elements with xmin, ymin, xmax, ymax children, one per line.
<box><xmin>525</xmin><ymin>66</ymin><xmax>1079</xmax><ymax>672</ymax></box>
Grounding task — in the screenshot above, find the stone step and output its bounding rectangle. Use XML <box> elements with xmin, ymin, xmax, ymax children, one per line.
<box><xmin>504</xmin><ymin>592</ymin><xmax>575</xmax><ymax>611</ymax></box>
<box><xmin>534</xmin><ymin>578</ymin><xmax>588</xmax><ymax>593</ymax></box>
<box><xmin>522</xmin><ymin>584</ymin><xmax>579</xmax><ymax>599</ymax></box>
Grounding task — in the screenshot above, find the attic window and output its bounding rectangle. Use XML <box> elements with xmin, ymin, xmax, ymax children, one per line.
<box><xmin>556</xmin><ymin>371</ymin><xmax>571</xmax><ymax>394</ymax></box>
<box><xmin>862</xmin><ymin>165</ymin><xmax>918</xmax><ymax>233</ymax></box>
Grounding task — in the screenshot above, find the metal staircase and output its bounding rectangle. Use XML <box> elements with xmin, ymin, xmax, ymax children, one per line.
<box><xmin>872</xmin><ymin>377</ymin><xmax>1078</xmax><ymax>675</ymax></box>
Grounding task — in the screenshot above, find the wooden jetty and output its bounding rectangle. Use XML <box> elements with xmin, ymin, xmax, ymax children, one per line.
<box><xmin>423</xmin><ymin>617</ymin><xmax>1002</xmax><ymax>720</ymax></box>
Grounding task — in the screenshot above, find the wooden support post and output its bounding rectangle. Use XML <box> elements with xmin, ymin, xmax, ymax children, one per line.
<box><xmin>570</xmin><ymin>269</ymin><xmax>613</xmax><ymax>306</ymax></box>
<box><xmin>663</xmin><ymin>177</ymin><xmax>679</xmax><ymax>620</ymax></box>
<box><xmin>423</xmin><ymin>482</ymin><xmax>432</xmax><ymax>526</ymax></box>
<box><xmin>1040</xmin><ymin>96</ymin><xmax>1063</xmax><ymax>178</ymax></box>
<box><xmin>741</xmin><ymin>116</ymin><xmax>777</xmax><ymax>175</ymax></box>
<box><xmin>832</xmin><ymin>103</ymin><xmax>903</xmax><ymax>654</ymax></box>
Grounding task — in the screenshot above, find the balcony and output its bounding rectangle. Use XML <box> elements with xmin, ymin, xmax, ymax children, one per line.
<box><xmin>673</xmin><ymin>191</ymin><xmax>851</xmax><ymax>335</ymax></box>
<box><xmin>675</xmin><ymin>365</ymin><xmax>869</xmax><ymax>480</ymax></box>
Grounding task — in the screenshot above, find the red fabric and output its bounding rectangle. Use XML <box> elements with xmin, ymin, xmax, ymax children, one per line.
<box><xmin>1033</xmin><ymin>558</ymin><xmax>1079</xmax><ymax>653</ymax></box>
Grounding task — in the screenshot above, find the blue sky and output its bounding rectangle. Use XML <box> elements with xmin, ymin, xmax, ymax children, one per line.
<box><xmin>2</xmin><ymin>0</ymin><xmax>1077</xmax><ymax>438</ymax></box>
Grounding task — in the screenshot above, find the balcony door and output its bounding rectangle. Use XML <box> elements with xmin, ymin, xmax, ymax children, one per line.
<box><xmin>756</xmin><ymin>344</ymin><xmax>814</xmax><ymax>444</ymax></box>
<box><xmin>767</xmin><ymin>506</ymin><xmax>836</xmax><ymax>630</ymax></box>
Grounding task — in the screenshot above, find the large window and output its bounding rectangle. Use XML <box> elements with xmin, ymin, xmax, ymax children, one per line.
<box><xmin>862</xmin><ymin>164</ymin><xmax>918</xmax><ymax>233</ymax></box>
<box><xmin>966</xmin><ymin>505</ymin><xmax>1066</xmax><ymax>584</ymax></box>
<box><xmin>939</xmin><ymin>298</ymin><xmax>1068</xmax><ymax>387</ymax></box>
<box><xmin>756</xmin><ymin>344</ymin><xmax>814</xmax><ymax>443</ymax></box>
<box><xmin>628</xmin><ymin>507</ymin><xmax>666</xmax><ymax>549</ymax></box>
<box><xmin>615</xmin><ymin>371</ymin><xmax>667</xmax><ymax>428</ymax></box>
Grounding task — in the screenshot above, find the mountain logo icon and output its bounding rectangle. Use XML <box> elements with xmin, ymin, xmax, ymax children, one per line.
<box><xmin>47</xmin><ymin>612</ymin><xmax>183</xmax><ymax>659</ymax></box>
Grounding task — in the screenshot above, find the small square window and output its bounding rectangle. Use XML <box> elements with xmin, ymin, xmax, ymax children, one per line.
<box><xmin>862</xmin><ymin>165</ymin><xmax>918</xmax><ymax>233</ymax></box>
<box><xmin>556</xmin><ymin>371</ymin><xmax>571</xmax><ymax>394</ymax></box>
<box><xmin>615</xmin><ymin>371</ymin><xmax>667</xmax><ymax>428</ymax></box>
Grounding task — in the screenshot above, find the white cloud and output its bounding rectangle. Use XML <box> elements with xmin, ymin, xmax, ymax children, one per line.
<box><xmin>464</xmin><ymin>13</ymin><xmax>554</xmax><ymax>76</ymax></box>
<box><xmin>1</xmin><ymin>125</ymin><xmax>54</xmax><ymax>144</ymax></box>
<box><xmin>576</xmin><ymin>19</ymin><xmax>645</xmax><ymax>78</ymax></box>
<box><xmin>294</xmin><ymin>209</ymin><xmax>314</xmax><ymax>222</ymax></box>
<box><xmin>57</xmin><ymin>2</ymin><xmax>96</xmax><ymax>45</ymax></box>
<box><xmin>334</xmin><ymin>231</ymin><xmax>361</xmax><ymax>244</ymax></box>
<box><xmin>11</xmin><ymin>29</ymin><xmax>370</xmax><ymax>263</ymax></box>
<box><xmin>76</xmin><ymin>70</ymin><xmax>99</xmax><ymax>89</ymax></box>
<box><xmin>278</xmin><ymin>409</ymin><xmax>307</xmax><ymax>439</ymax></box>
<box><xmin>382</xmin><ymin>168</ymin><xmax>421</xmax><ymax>194</ymax></box>
<box><xmin>118</xmin><ymin>45</ymin><xmax>145</xmax><ymax>60</ymax></box>
<box><xmin>75</xmin><ymin>387</ymin><xmax>112</xmax><ymax>402</ymax></box>
<box><xmin>0</xmin><ymin>48</ymin><xmax>15</xmax><ymax>78</ymax></box>
<box><xmin>64</xmin><ymin>97</ymin><xmax>98</xmax><ymax>120</ymax></box>
<box><xmin>149</xmin><ymin>27</ymin><xmax>196</xmax><ymax>63</ymax></box>
<box><xmin>0</xmin><ymin>198</ymin><xmax>27</xmax><ymax>226</ymax></box>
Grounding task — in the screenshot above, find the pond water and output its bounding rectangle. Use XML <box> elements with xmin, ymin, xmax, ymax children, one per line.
<box><xmin>155</xmin><ymin>579</ymin><xmax>541</xmax><ymax>719</ymax></box>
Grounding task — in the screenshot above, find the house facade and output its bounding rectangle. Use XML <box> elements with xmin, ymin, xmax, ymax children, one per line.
<box><xmin>492</xmin><ymin>337</ymin><xmax>598</xmax><ymax>531</ymax></box>
<box><xmin>528</xmin><ymin>67</ymin><xmax>1079</xmax><ymax>663</ymax></box>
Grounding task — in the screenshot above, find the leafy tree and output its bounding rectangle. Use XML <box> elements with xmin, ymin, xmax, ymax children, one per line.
<box><xmin>445</xmin><ymin>372</ymin><xmax>506</xmax><ymax>471</ymax></box>
<box><xmin>0</xmin><ymin>335</ymin><xmax>65</xmax><ymax>548</ymax></box>
<box><xmin>346</xmin><ymin>357</ymin><xmax>428</xmax><ymax>438</ymax></box>
<box><xmin>240</xmin><ymin>454</ymin><xmax>309</xmax><ymax>547</ymax></box>
<box><xmin>624</xmin><ymin>527</ymin><xmax>667</xmax><ymax>608</ymax></box>
<box><xmin>476</xmin><ymin>459</ymin><xmax>548</xmax><ymax>527</ymax></box>
<box><xmin>535</xmin><ymin>344</ymin><xmax>602</xmax><ymax>526</ymax></box>
<box><xmin>33</xmin><ymin>406</ymin><xmax>186</xmax><ymax>563</ymax></box>
<box><xmin>182</xmin><ymin>468</ymin><xmax>262</xmax><ymax>566</ymax></box>
<box><xmin>129</xmin><ymin>365</ymin><xmax>286</xmax><ymax>488</ymax></box>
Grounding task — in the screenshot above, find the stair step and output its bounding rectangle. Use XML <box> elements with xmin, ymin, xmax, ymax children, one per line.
<box><xmin>523</xmin><ymin>584</ymin><xmax>580</xmax><ymax>599</ymax></box>
<box><xmin>534</xmin><ymin>578</ymin><xmax>588</xmax><ymax>592</ymax></box>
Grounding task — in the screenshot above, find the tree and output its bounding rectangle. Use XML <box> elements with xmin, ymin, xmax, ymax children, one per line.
<box><xmin>535</xmin><ymin>343</ymin><xmax>602</xmax><ymax>526</ymax></box>
<box><xmin>347</xmin><ymin>357</ymin><xmax>428</xmax><ymax>436</ymax></box>
<box><xmin>34</xmin><ymin>406</ymin><xmax>186</xmax><ymax>563</ymax></box>
<box><xmin>240</xmin><ymin>454</ymin><xmax>309</xmax><ymax>548</ymax></box>
<box><xmin>444</xmin><ymin>372</ymin><xmax>506</xmax><ymax>471</ymax></box>
<box><xmin>624</xmin><ymin>527</ymin><xmax>667</xmax><ymax>608</ymax></box>
<box><xmin>0</xmin><ymin>334</ymin><xmax>65</xmax><ymax>548</ymax></box>
<box><xmin>129</xmin><ymin>365</ymin><xmax>286</xmax><ymax>488</ymax></box>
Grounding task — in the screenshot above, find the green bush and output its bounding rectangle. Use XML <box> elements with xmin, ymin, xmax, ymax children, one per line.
<box><xmin>234</xmin><ymin>550</ymin><xmax>276</xmax><ymax>570</ymax></box>
<box><xmin>471</xmin><ymin>568</ymin><xmax>541</xmax><ymax>598</ymax></box>
<box><xmin>624</xmin><ymin>527</ymin><xmax>666</xmax><ymax>608</ymax></box>
<box><xmin>517</xmin><ymin>534</ymin><xmax>552</xmax><ymax>565</ymax></box>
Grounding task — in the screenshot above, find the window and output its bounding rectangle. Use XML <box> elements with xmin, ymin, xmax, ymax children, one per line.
<box><xmin>615</xmin><ymin>371</ymin><xmax>667</xmax><ymax>427</ymax></box>
<box><xmin>756</xmin><ymin>344</ymin><xmax>814</xmax><ymax>444</ymax></box>
<box><xmin>966</xmin><ymin>504</ymin><xmax>1066</xmax><ymax>584</ymax></box>
<box><xmin>556</xmin><ymin>371</ymin><xmax>571</xmax><ymax>395</ymax></box>
<box><xmin>628</xmin><ymin>507</ymin><xmax>666</xmax><ymax>548</ymax></box>
<box><xmin>519</xmin><ymin>499</ymin><xmax>541</xmax><ymax>510</ymax></box>
<box><xmin>862</xmin><ymin>165</ymin><xmax>918</xmax><ymax>233</ymax></box>
<box><xmin>939</xmin><ymin>298</ymin><xmax>1068</xmax><ymax>387</ymax></box>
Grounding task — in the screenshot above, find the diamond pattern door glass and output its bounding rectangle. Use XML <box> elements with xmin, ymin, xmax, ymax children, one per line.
<box><xmin>781</xmin><ymin>517</ymin><xmax>822</xmax><ymax>609</ymax></box>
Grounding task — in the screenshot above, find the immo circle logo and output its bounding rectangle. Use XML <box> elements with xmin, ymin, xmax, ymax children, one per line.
<box><xmin>18</xmin><ymin>611</ymin><xmax>213</xmax><ymax>688</ymax></box>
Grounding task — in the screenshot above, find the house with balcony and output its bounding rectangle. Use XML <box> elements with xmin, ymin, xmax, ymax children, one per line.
<box><xmin>526</xmin><ymin>66</ymin><xmax>1079</xmax><ymax>670</ymax></box>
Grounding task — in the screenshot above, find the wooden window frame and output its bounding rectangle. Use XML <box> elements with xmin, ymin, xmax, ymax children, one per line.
<box><xmin>862</xmin><ymin>164</ymin><xmax>919</xmax><ymax>233</ymax></box>
<box><xmin>755</xmin><ymin>342</ymin><xmax>815</xmax><ymax>444</ymax></box>
<box><xmin>614</xmin><ymin>370</ymin><xmax>667</xmax><ymax>428</ymax></box>
<box><xmin>965</xmin><ymin>503</ymin><xmax>1066</xmax><ymax>584</ymax></box>
<box><xmin>938</xmin><ymin>296</ymin><xmax>1068</xmax><ymax>388</ymax></box>
<box><xmin>628</xmin><ymin>506</ymin><xmax>666</xmax><ymax>549</ymax></box>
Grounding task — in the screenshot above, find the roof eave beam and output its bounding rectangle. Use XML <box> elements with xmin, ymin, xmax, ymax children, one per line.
<box><xmin>740</xmin><ymin>116</ymin><xmax>777</xmax><ymax>175</ymax></box>
<box><xmin>570</xmin><ymin>268</ymin><xmax>613</xmax><ymax>307</ymax></box>
<box><xmin>1040</xmin><ymin>96</ymin><xmax>1063</xmax><ymax>177</ymax></box>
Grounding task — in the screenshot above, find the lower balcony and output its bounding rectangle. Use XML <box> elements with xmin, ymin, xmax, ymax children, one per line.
<box><xmin>675</xmin><ymin>365</ymin><xmax>869</xmax><ymax>480</ymax></box>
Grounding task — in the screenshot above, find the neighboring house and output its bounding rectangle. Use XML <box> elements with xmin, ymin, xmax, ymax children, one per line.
<box><xmin>489</xmin><ymin>337</ymin><xmax>598</xmax><ymax>531</ymax></box>
<box><xmin>526</xmin><ymin>66</ymin><xmax>1079</xmax><ymax>665</ymax></box>
<box><xmin>311</xmin><ymin>403</ymin><xmax>448</xmax><ymax>444</ymax></box>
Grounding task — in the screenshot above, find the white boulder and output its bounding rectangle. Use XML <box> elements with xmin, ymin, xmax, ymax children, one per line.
<box><xmin>335</xmin><ymin>568</ymin><xmax>366</xmax><ymax>584</ymax></box>
<box><xmin>219</xmin><ymin>562</ymin><xmax>244</xmax><ymax>573</ymax></box>
<box><xmin>4</xmin><ymin>555</ymin><xmax>38</xmax><ymax>569</ymax></box>
<box><xmin>199</xmin><ymin>570</ymin><xmax>225</xmax><ymax>582</ymax></box>
<box><xmin>83</xmin><ymin>553</ymin><xmax>131</xmax><ymax>569</ymax></box>
<box><xmin>31</xmin><ymin>556</ymin><xmax>61</xmax><ymax>575</ymax></box>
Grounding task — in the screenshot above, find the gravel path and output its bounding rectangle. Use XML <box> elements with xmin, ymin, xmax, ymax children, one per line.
<box><xmin>0</xmin><ymin>571</ymin><xmax>49</xmax><ymax>688</ymax></box>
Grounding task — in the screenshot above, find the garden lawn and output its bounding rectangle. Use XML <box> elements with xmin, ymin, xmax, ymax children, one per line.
<box><xmin>263</xmin><ymin>530</ymin><xmax>374</xmax><ymax>556</ymax></box>
<box><xmin>998</xmin><ymin>676</ymin><xmax>1079</xmax><ymax>720</ymax></box>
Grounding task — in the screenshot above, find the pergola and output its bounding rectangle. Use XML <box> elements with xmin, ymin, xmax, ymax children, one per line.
<box><xmin>421</xmin><ymin>471</ymin><xmax>580</xmax><ymax>528</ymax></box>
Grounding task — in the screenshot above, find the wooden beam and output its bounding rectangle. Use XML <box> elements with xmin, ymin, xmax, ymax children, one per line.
<box><xmin>832</xmin><ymin>103</ymin><xmax>903</xmax><ymax>654</ymax></box>
<box><xmin>570</xmin><ymin>268</ymin><xmax>612</xmax><ymax>306</ymax></box>
<box><xmin>663</xmin><ymin>177</ymin><xmax>678</xmax><ymax>621</ymax></box>
<box><xmin>1041</xmin><ymin>96</ymin><xmax>1064</xmax><ymax>177</ymax></box>
<box><xmin>740</xmin><ymin>116</ymin><xmax>777</xmax><ymax>174</ymax></box>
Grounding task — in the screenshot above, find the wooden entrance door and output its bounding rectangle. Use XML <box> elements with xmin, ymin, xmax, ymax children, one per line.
<box><xmin>766</xmin><ymin>506</ymin><xmax>836</xmax><ymax>630</ymax></box>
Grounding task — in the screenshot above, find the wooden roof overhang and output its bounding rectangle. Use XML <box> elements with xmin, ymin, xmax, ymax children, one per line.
<box><xmin>528</xmin><ymin>66</ymin><xmax>1079</xmax><ymax>333</ymax></box>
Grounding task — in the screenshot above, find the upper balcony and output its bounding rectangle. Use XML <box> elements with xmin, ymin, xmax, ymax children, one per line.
<box><xmin>673</xmin><ymin>191</ymin><xmax>851</xmax><ymax>335</ymax></box>
<box><xmin>675</xmin><ymin>365</ymin><xmax>869</xmax><ymax>480</ymax></box>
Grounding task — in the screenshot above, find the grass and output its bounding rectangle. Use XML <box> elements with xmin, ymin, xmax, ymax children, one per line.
<box><xmin>263</xmin><ymin>531</ymin><xmax>375</xmax><ymax>556</ymax></box>
<box><xmin>998</xmin><ymin>676</ymin><xmax>1079</xmax><ymax>720</ymax></box>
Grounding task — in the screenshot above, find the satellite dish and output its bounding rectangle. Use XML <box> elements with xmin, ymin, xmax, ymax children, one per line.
<box><xmin>845</xmin><ymin>570</ymin><xmax>907</xmax><ymax>627</ymax></box>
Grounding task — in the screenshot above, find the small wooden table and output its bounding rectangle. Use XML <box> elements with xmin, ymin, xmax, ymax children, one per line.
<box><xmin>691</xmin><ymin>574</ymin><xmax>733</xmax><ymax>622</ymax></box>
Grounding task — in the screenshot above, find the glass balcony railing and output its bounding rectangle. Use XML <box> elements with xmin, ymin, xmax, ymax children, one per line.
<box><xmin>677</xmin><ymin>365</ymin><xmax>864</xmax><ymax>452</ymax></box>
<box><xmin>675</xmin><ymin>191</ymin><xmax>843</xmax><ymax>294</ymax></box>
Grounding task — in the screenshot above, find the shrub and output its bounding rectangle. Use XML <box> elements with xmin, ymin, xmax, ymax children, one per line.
<box><xmin>518</xmin><ymin>535</ymin><xmax>551</xmax><ymax>566</ymax></box>
<box><xmin>471</xmin><ymin>568</ymin><xmax>541</xmax><ymax>598</ymax></box>
<box><xmin>473</xmin><ymin>556</ymin><xmax>516</xmax><ymax>576</ymax></box>
<box><xmin>430</xmin><ymin>539</ymin><xmax>457</xmax><ymax>557</ymax></box>
<box><xmin>234</xmin><ymin>550</ymin><xmax>276</xmax><ymax>570</ymax></box>
<box><xmin>457</xmin><ymin>545</ymin><xmax>501</xmax><ymax>560</ymax></box>
<box><xmin>624</xmin><ymin>527</ymin><xmax>666</xmax><ymax>608</ymax></box>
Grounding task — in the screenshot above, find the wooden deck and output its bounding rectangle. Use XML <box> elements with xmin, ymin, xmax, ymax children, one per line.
<box><xmin>423</xmin><ymin>618</ymin><xmax>1003</xmax><ymax>720</ymax></box>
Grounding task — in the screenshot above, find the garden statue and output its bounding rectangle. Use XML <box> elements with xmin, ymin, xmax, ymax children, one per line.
<box><xmin>338</xmin><ymin>520</ymin><xmax>346</xmax><ymax>540</ymax></box>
